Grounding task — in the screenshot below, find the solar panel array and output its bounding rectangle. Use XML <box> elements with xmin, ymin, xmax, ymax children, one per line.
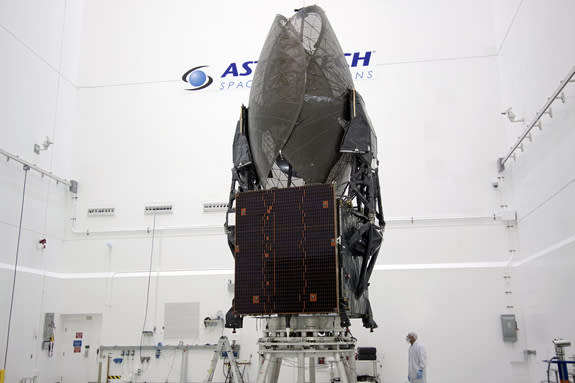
<box><xmin>234</xmin><ymin>183</ymin><xmax>339</xmax><ymax>315</ymax></box>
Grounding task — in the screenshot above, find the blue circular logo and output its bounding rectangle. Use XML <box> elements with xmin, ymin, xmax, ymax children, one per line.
<box><xmin>182</xmin><ymin>66</ymin><xmax>213</xmax><ymax>91</ymax></box>
<box><xmin>188</xmin><ymin>70</ymin><xmax>206</xmax><ymax>86</ymax></box>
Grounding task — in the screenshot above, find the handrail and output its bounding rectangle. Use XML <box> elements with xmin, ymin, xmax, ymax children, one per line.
<box><xmin>498</xmin><ymin>65</ymin><xmax>575</xmax><ymax>172</ymax></box>
<box><xmin>0</xmin><ymin>147</ymin><xmax>78</xmax><ymax>193</ymax></box>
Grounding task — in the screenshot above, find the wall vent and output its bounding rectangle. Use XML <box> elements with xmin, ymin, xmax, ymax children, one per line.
<box><xmin>144</xmin><ymin>204</ymin><xmax>173</xmax><ymax>215</ymax></box>
<box><xmin>203</xmin><ymin>202</ymin><xmax>228</xmax><ymax>212</ymax></box>
<box><xmin>87</xmin><ymin>207</ymin><xmax>115</xmax><ymax>217</ymax></box>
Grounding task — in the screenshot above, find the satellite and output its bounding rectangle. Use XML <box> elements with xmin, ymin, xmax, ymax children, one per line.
<box><xmin>224</xmin><ymin>5</ymin><xmax>384</xmax><ymax>331</ymax></box>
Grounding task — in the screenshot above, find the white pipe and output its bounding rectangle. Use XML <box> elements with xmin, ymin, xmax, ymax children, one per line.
<box><xmin>385</xmin><ymin>215</ymin><xmax>497</xmax><ymax>225</ymax></box>
<box><xmin>70</xmin><ymin>224</ymin><xmax>225</xmax><ymax>236</ymax></box>
<box><xmin>68</xmin><ymin>215</ymin><xmax>500</xmax><ymax>237</ymax></box>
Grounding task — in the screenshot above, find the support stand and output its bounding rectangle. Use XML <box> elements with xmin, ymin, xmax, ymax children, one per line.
<box><xmin>256</xmin><ymin>316</ymin><xmax>357</xmax><ymax>383</ymax></box>
<box><xmin>203</xmin><ymin>336</ymin><xmax>243</xmax><ymax>383</ymax></box>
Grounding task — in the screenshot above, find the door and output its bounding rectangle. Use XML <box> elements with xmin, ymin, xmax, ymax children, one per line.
<box><xmin>58</xmin><ymin>314</ymin><xmax>102</xmax><ymax>383</ymax></box>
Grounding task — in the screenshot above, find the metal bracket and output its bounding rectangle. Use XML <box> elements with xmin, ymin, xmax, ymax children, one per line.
<box><xmin>497</xmin><ymin>158</ymin><xmax>505</xmax><ymax>173</ymax></box>
<box><xmin>69</xmin><ymin>180</ymin><xmax>78</xmax><ymax>194</ymax></box>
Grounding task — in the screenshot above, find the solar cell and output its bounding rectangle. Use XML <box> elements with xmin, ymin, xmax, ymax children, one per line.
<box><xmin>234</xmin><ymin>184</ymin><xmax>339</xmax><ymax>315</ymax></box>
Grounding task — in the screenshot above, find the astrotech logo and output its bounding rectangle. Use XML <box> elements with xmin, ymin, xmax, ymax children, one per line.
<box><xmin>182</xmin><ymin>51</ymin><xmax>374</xmax><ymax>92</ymax></box>
<box><xmin>181</xmin><ymin>66</ymin><xmax>213</xmax><ymax>90</ymax></box>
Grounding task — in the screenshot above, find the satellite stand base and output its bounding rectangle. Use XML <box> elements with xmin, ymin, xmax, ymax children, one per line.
<box><xmin>256</xmin><ymin>315</ymin><xmax>357</xmax><ymax>383</ymax></box>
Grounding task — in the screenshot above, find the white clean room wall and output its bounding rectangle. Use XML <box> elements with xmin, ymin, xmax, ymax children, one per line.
<box><xmin>492</xmin><ymin>0</ymin><xmax>575</xmax><ymax>382</ymax></box>
<box><xmin>7</xmin><ymin>0</ymin><xmax>573</xmax><ymax>382</ymax></box>
<box><xmin>0</xmin><ymin>0</ymin><xmax>84</xmax><ymax>381</ymax></box>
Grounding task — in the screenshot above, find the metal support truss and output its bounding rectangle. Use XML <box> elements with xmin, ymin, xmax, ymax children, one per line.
<box><xmin>256</xmin><ymin>316</ymin><xmax>357</xmax><ymax>383</ymax></box>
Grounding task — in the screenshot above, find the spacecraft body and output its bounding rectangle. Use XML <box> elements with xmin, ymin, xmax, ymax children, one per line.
<box><xmin>225</xmin><ymin>6</ymin><xmax>384</xmax><ymax>329</ymax></box>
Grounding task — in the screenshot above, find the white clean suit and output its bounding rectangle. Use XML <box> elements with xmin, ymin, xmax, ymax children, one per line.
<box><xmin>408</xmin><ymin>341</ymin><xmax>427</xmax><ymax>383</ymax></box>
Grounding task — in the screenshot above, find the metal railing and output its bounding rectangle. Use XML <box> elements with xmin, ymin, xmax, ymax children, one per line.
<box><xmin>0</xmin><ymin>147</ymin><xmax>77</xmax><ymax>193</ymax></box>
<box><xmin>498</xmin><ymin>65</ymin><xmax>575</xmax><ymax>172</ymax></box>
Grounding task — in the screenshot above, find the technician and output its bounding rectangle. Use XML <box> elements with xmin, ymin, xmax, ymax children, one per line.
<box><xmin>406</xmin><ymin>332</ymin><xmax>427</xmax><ymax>382</ymax></box>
